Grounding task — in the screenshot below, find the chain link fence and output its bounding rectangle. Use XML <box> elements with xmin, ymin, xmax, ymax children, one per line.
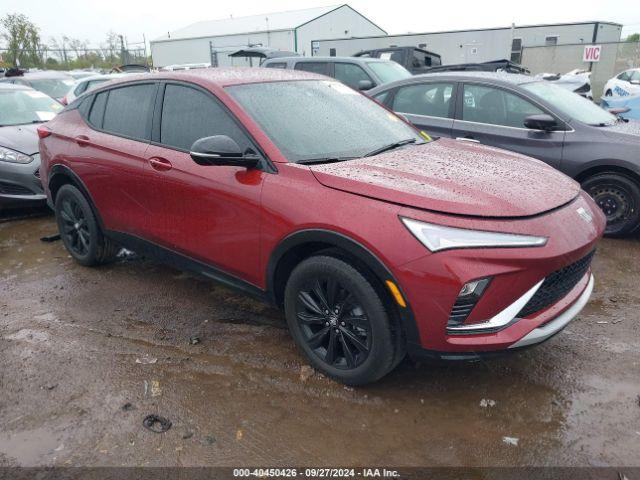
<box><xmin>0</xmin><ymin>47</ymin><xmax>148</xmax><ymax>71</ymax></box>
<box><xmin>521</xmin><ymin>41</ymin><xmax>640</xmax><ymax>101</ymax></box>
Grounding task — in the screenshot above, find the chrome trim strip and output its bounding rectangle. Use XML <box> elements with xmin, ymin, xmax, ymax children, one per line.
<box><xmin>447</xmin><ymin>279</ymin><xmax>544</xmax><ymax>332</ymax></box>
<box><xmin>509</xmin><ymin>274</ymin><xmax>594</xmax><ymax>349</ymax></box>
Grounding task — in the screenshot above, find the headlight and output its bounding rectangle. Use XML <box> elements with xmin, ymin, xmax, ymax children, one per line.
<box><xmin>0</xmin><ymin>146</ymin><xmax>33</xmax><ymax>164</ymax></box>
<box><xmin>401</xmin><ymin>217</ymin><xmax>547</xmax><ymax>252</ymax></box>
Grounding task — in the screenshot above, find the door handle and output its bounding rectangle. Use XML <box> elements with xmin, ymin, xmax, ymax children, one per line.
<box><xmin>148</xmin><ymin>157</ymin><xmax>173</xmax><ymax>172</ymax></box>
<box><xmin>75</xmin><ymin>135</ymin><xmax>90</xmax><ymax>146</ymax></box>
<box><xmin>456</xmin><ymin>136</ymin><xmax>480</xmax><ymax>143</ymax></box>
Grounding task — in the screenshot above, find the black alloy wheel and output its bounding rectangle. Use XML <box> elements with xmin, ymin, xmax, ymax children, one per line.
<box><xmin>295</xmin><ymin>277</ymin><xmax>371</xmax><ymax>370</ymax></box>
<box><xmin>54</xmin><ymin>184</ymin><xmax>120</xmax><ymax>266</ymax></box>
<box><xmin>284</xmin><ymin>255</ymin><xmax>399</xmax><ymax>385</ymax></box>
<box><xmin>59</xmin><ymin>196</ymin><xmax>91</xmax><ymax>257</ymax></box>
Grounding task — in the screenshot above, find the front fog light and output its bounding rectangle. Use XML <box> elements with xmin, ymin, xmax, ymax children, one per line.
<box><xmin>448</xmin><ymin>278</ymin><xmax>491</xmax><ymax>327</ymax></box>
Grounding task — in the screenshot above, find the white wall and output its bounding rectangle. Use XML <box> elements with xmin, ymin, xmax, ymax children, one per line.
<box><xmin>296</xmin><ymin>5</ymin><xmax>386</xmax><ymax>56</ymax></box>
<box><xmin>151</xmin><ymin>30</ymin><xmax>294</xmax><ymax>67</ymax></box>
<box><xmin>314</xmin><ymin>23</ymin><xmax>623</xmax><ymax>65</ymax></box>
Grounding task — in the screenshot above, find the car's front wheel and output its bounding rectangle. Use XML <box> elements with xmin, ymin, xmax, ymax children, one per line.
<box><xmin>284</xmin><ymin>255</ymin><xmax>398</xmax><ymax>386</ymax></box>
<box><xmin>582</xmin><ymin>172</ymin><xmax>640</xmax><ymax>236</ymax></box>
<box><xmin>54</xmin><ymin>184</ymin><xmax>120</xmax><ymax>266</ymax></box>
<box><xmin>605</xmin><ymin>89</ymin><xmax>613</xmax><ymax>97</ymax></box>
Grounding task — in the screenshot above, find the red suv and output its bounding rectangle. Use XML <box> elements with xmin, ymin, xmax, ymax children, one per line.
<box><xmin>38</xmin><ymin>69</ymin><xmax>605</xmax><ymax>385</ymax></box>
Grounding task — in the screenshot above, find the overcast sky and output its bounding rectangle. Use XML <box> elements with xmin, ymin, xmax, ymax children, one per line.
<box><xmin>3</xmin><ymin>0</ymin><xmax>640</xmax><ymax>48</ymax></box>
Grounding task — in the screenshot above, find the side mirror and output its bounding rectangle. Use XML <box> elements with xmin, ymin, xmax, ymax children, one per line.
<box><xmin>524</xmin><ymin>114</ymin><xmax>558</xmax><ymax>132</ymax></box>
<box><xmin>190</xmin><ymin>135</ymin><xmax>259</xmax><ymax>168</ymax></box>
<box><xmin>358</xmin><ymin>79</ymin><xmax>374</xmax><ymax>91</ymax></box>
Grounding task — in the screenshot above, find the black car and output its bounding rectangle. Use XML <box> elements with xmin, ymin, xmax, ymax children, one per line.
<box><xmin>369</xmin><ymin>72</ymin><xmax>640</xmax><ymax>235</ymax></box>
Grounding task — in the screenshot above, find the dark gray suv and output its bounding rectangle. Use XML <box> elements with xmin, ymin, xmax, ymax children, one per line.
<box><xmin>369</xmin><ymin>72</ymin><xmax>640</xmax><ymax>235</ymax></box>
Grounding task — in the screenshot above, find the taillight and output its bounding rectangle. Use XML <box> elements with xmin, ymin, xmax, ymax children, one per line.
<box><xmin>37</xmin><ymin>125</ymin><xmax>52</xmax><ymax>139</ymax></box>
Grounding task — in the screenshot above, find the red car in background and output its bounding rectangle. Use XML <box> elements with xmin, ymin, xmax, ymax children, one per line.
<box><xmin>38</xmin><ymin>69</ymin><xmax>605</xmax><ymax>385</ymax></box>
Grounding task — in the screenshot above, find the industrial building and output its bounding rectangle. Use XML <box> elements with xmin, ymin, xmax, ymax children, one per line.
<box><xmin>311</xmin><ymin>21</ymin><xmax>623</xmax><ymax>65</ymax></box>
<box><xmin>150</xmin><ymin>4</ymin><xmax>386</xmax><ymax>68</ymax></box>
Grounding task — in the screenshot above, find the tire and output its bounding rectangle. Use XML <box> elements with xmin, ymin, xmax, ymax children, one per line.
<box><xmin>605</xmin><ymin>89</ymin><xmax>613</xmax><ymax>97</ymax></box>
<box><xmin>284</xmin><ymin>255</ymin><xmax>398</xmax><ymax>386</ymax></box>
<box><xmin>582</xmin><ymin>173</ymin><xmax>640</xmax><ymax>236</ymax></box>
<box><xmin>54</xmin><ymin>184</ymin><xmax>120</xmax><ymax>266</ymax></box>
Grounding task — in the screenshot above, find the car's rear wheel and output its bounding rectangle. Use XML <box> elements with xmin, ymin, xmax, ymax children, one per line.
<box><xmin>54</xmin><ymin>184</ymin><xmax>120</xmax><ymax>266</ymax></box>
<box><xmin>582</xmin><ymin>173</ymin><xmax>640</xmax><ymax>236</ymax></box>
<box><xmin>284</xmin><ymin>255</ymin><xmax>397</xmax><ymax>386</ymax></box>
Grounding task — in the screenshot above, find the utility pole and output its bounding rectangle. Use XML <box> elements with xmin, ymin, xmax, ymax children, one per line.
<box><xmin>119</xmin><ymin>34</ymin><xmax>126</xmax><ymax>64</ymax></box>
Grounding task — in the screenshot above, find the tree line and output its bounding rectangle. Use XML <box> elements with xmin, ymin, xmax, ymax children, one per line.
<box><xmin>0</xmin><ymin>13</ymin><xmax>146</xmax><ymax>70</ymax></box>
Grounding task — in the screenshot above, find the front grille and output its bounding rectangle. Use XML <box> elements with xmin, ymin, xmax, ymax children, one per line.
<box><xmin>517</xmin><ymin>250</ymin><xmax>595</xmax><ymax>318</ymax></box>
<box><xmin>0</xmin><ymin>181</ymin><xmax>34</xmax><ymax>196</ymax></box>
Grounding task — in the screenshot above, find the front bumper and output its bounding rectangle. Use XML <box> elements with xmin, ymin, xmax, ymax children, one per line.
<box><xmin>0</xmin><ymin>154</ymin><xmax>46</xmax><ymax>209</ymax></box>
<box><xmin>392</xmin><ymin>191</ymin><xmax>605</xmax><ymax>356</ymax></box>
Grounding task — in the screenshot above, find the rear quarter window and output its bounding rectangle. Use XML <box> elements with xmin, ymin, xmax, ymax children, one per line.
<box><xmin>101</xmin><ymin>83</ymin><xmax>155</xmax><ymax>141</ymax></box>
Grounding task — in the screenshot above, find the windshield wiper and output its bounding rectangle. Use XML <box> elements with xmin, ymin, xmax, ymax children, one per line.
<box><xmin>364</xmin><ymin>138</ymin><xmax>417</xmax><ymax>158</ymax></box>
<box><xmin>297</xmin><ymin>156</ymin><xmax>358</xmax><ymax>165</ymax></box>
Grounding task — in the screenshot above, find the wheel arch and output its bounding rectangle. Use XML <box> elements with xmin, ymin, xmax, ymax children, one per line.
<box><xmin>48</xmin><ymin>165</ymin><xmax>105</xmax><ymax>230</ymax></box>
<box><xmin>575</xmin><ymin>163</ymin><xmax>640</xmax><ymax>185</ymax></box>
<box><xmin>266</xmin><ymin>229</ymin><xmax>421</xmax><ymax>349</ymax></box>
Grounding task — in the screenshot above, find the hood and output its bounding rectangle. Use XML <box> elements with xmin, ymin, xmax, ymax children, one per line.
<box><xmin>600</xmin><ymin>119</ymin><xmax>640</xmax><ymax>141</ymax></box>
<box><xmin>309</xmin><ymin>139</ymin><xmax>580</xmax><ymax>218</ymax></box>
<box><xmin>0</xmin><ymin>124</ymin><xmax>40</xmax><ymax>155</ymax></box>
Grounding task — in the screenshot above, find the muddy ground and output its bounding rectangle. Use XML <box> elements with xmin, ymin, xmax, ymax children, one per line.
<box><xmin>0</xmin><ymin>209</ymin><xmax>639</xmax><ymax>468</ymax></box>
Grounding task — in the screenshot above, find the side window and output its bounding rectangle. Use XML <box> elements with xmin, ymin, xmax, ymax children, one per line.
<box><xmin>88</xmin><ymin>91</ymin><xmax>108</xmax><ymax>128</ymax></box>
<box><xmin>462</xmin><ymin>84</ymin><xmax>543</xmax><ymax>128</ymax></box>
<box><xmin>393</xmin><ymin>83</ymin><xmax>454</xmax><ymax>118</ymax></box>
<box><xmin>631</xmin><ymin>71</ymin><xmax>640</xmax><ymax>82</ymax></box>
<box><xmin>160</xmin><ymin>84</ymin><xmax>250</xmax><ymax>152</ymax></box>
<box><xmin>617</xmin><ymin>71</ymin><xmax>630</xmax><ymax>81</ymax></box>
<box><xmin>379</xmin><ymin>51</ymin><xmax>403</xmax><ymax>64</ymax></box>
<box><xmin>294</xmin><ymin>62</ymin><xmax>329</xmax><ymax>75</ymax></box>
<box><xmin>265</xmin><ymin>62</ymin><xmax>286</xmax><ymax>69</ymax></box>
<box><xmin>102</xmin><ymin>84</ymin><xmax>155</xmax><ymax>141</ymax></box>
<box><xmin>333</xmin><ymin>63</ymin><xmax>372</xmax><ymax>89</ymax></box>
<box><xmin>373</xmin><ymin>91</ymin><xmax>389</xmax><ymax>105</ymax></box>
<box><xmin>78</xmin><ymin>95</ymin><xmax>92</xmax><ymax>118</ymax></box>
<box><xmin>412</xmin><ymin>51</ymin><xmax>427</xmax><ymax>68</ymax></box>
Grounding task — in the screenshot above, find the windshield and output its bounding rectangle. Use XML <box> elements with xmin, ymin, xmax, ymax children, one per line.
<box><xmin>28</xmin><ymin>78</ymin><xmax>75</xmax><ymax>99</ymax></box>
<box><xmin>367</xmin><ymin>61</ymin><xmax>412</xmax><ymax>84</ymax></box>
<box><xmin>0</xmin><ymin>89</ymin><xmax>63</xmax><ymax>126</ymax></box>
<box><xmin>227</xmin><ymin>80</ymin><xmax>423</xmax><ymax>162</ymax></box>
<box><xmin>522</xmin><ymin>81</ymin><xmax>616</xmax><ymax>126</ymax></box>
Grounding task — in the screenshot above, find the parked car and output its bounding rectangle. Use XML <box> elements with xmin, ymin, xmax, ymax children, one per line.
<box><xmin>262</xmin><ymin>56</ymin><xmax>411</xmax><ymax>91</ymax></box>
<box><xmin>428</xmin><ymin>59</ymin><xmax>530</xmax><ymax>75</ymax></box>
<box><xmin>539</xmin><ymin>69</ymin><xmax>592</xmax><ymax>99</ymax></box>
<box><xmin>601</xmin><ymin>93</ymin><xmax>640</xmax><ymax>120</ymax></box>
<box><xmin>0</xmin><ymin>83</ymin><xmax>62</xmax><ymax>209</ymax></box>
<box><xmin>369</xmin><ymin>71</ymin><xmax>640</xmax><ymax>235</ymax></box>
<box><xmin>0</xmin><ymin>70</ymin><xmax>75</xmax><ymax>104</ymax></box>
<box><xmin>67</xmin><ymin>70</ymin><xmax>100</xmax><ymax>80</ymax></box>
<box><xmin>39</xmin><ymin>69</ymin><xmax>604</xmax><ymax>385</ymax></box>
<box><xmin>603</xmin><ymin>68</ymin><xmax>640</xmax><ymax>98</ymax></box>
<box><xmin>354</xmin><ymin>47</ymin><xmax>442</xmax><ymax>75</ymax></box>
<box><xmin>63</xmin><ymin>73</ymin><xmax>125</xmax><ymax>105</ymax></box>
<box><xmin>229</xmin><ymin>47</ymin><xmax>298</xmax><ymax>66</ymax></box>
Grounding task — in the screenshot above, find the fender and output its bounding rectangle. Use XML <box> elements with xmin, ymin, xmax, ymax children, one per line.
<box><xmin>48</xmin><ymin>164</ymin><xmax>106</xmax><ymax>230</ymax></box>
<box><xmin>266</xmin><ymin>229</ymin><xmax>421</xmax><ymax>349</ymax></box>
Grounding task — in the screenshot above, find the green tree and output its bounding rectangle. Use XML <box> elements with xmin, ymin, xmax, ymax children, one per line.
<box><xmin>627</xmin><ymin>33</ymin><xmax>640</xmax><ymax>42</ymax></box>
<box><xmin>0</xmin><ymin>13</ymin><xmax>42</xmax><ymax>68</ymax></box>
